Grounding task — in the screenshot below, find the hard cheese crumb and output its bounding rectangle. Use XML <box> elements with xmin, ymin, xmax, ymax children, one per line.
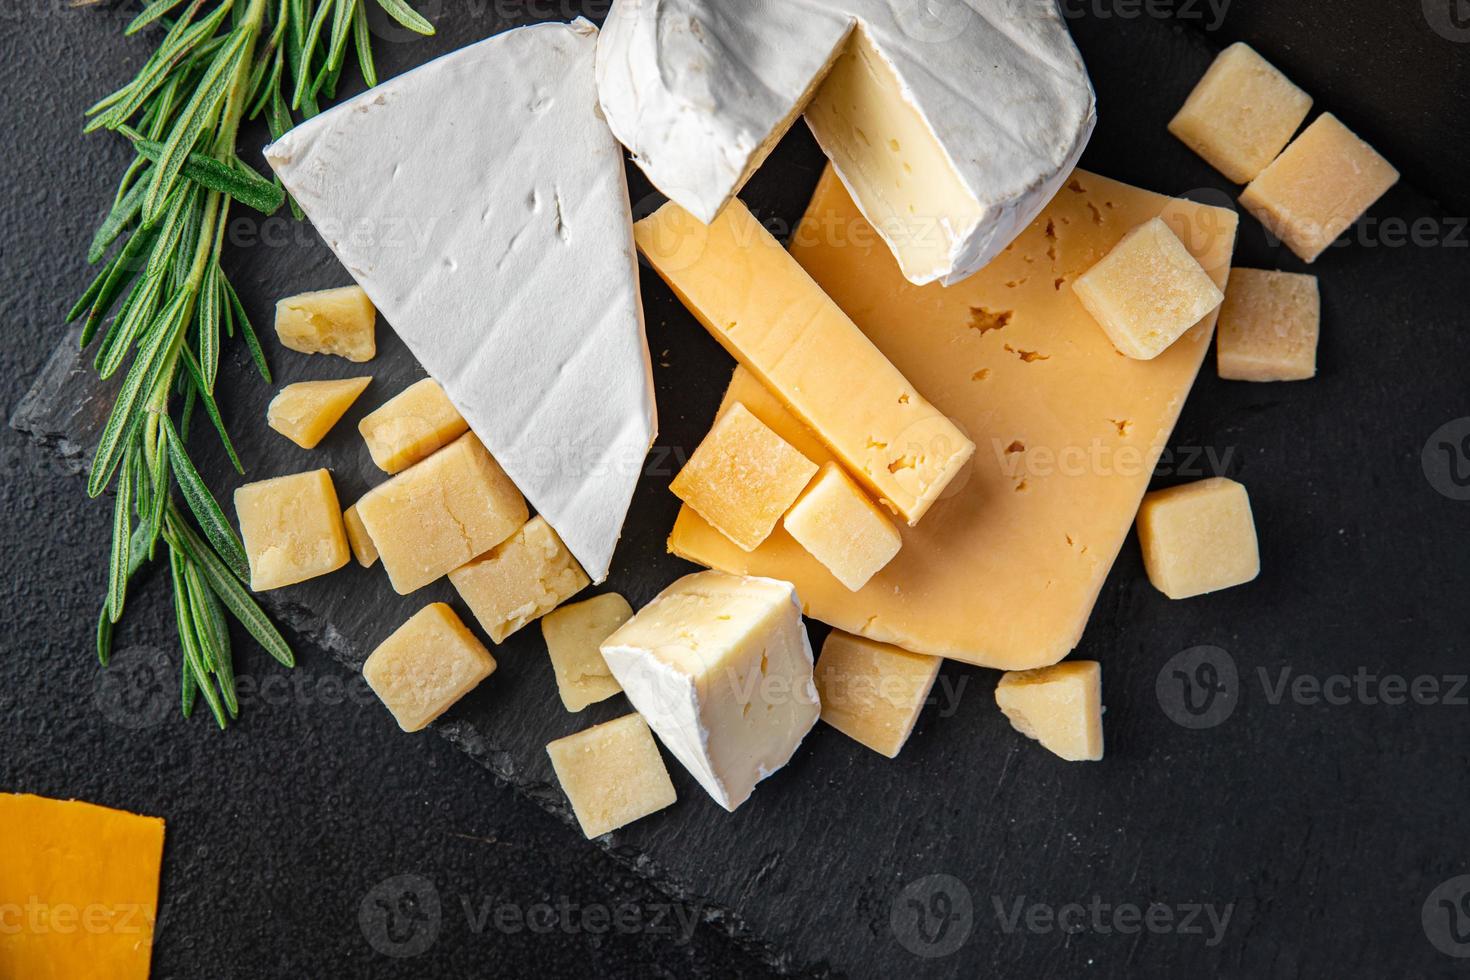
<box><xmin>814</xmin><ymin>631</ymin><xmax>940</xmax><ymax>758</ymax></box>
<box><xmin>358</xmin><ymin>377</ymin><xmax>468</xmax><ymax>474</ymax></box>
<box><xmin>541</xmin><ymin>593</ymin><xmax>632</xmax><ymax>712</ymax></box>
<box><xmin>546</xmin><ymin>713</ymin><xmax>676</xmax><ymax>838</ymax></box>
<box><xmin>449</xmin><ymin>516</ymin><xmax>590</xmax><ymax>644</ymax></box>
<box><xmin>671</xmin><ymin>401</ymin><xmax>818</xmax><ymax>552</ymax></box>
<box><xmin>1168</xmin><ymin>42</ymin><xmax>1313</xmax><ymax>184</ymax></box>
<box><xmin>266</xmin><ymin>377</ymin><xmax>371</xmax><ymax>449</ymax></box>
<box><xmin>1136</xmin><ymin>477</ymin><xmax>1260</xmax><ymax>599</ymax></box>
<box><xmin>1217</xmin><ymin>268</ymin><xmax>1320</xmax><ymax>382</ymax></box>
<box><xmin>995</xmin><ymin>661</ymin><xmax>1104</xmax><ymax>762</ymax></box>
<box><xmin>783</xmin><ymin>462</ymin><xmax>902</xmax><ymax>591</ymax></box>
<box><xmin>234</xmin><ymin>469</ymin><xmax>350</xmax><ymax>591</ymax></box>
<box><xmin>362</xmin><ymin>602</ymin><xmax>497</xmax><ymax>732</ymax></box>
<box><xmin>274</xmin><ymin>285</ymin><xmax>377</xmax><ymax>362</ymax></box>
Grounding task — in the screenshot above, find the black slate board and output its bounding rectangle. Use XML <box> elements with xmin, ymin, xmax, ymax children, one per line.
<box><xmin>14</xmin><ymin>5</ymin><xmax>1470</xmax><ymax>977</ymax></box>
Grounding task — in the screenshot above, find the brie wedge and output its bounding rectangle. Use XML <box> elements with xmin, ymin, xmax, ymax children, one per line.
<box><xmin>265</xmin><ymin>19</ymin><xmax>655</xmax><ymax>582</ymax></box>
<box><xmin>596</xmin><ymin>0</ymin><xmax>1096</xmax><ymax>285</ymax></box>
<box><xmin>600</xmin><ymin>572</ymin><xmax>820</xmax><ymax>812</ymax></box>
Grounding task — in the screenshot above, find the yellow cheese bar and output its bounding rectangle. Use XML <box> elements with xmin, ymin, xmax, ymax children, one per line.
<box><xmin>0</xmin><ymin>794</ymin><xmax>165</xmax><ymax>980</ymax></box>
<box><xmin>669</xmin><ymin>167</ymin><xmax>1237</xmax><ymax>668</ymax></box>
<box><xmin>635</xmin><ymin>199</ymin><xmax>974</xmax><ymax>525</ymax></box>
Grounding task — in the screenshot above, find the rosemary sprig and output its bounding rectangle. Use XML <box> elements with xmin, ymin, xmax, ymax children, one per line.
<box><xmin>76</xmin><ymin>0</ymin><xmax>433</xmax><ymax>727</ymax></box>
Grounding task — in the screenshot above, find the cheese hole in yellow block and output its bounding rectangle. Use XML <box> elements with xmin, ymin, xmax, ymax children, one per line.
<box><xmin>266</xmin><ymin>377</ymin><xmax>371</xmax><ymax>449</ymax></box>
<box><xmin>546</xmin><ymin>713</ymin><xmax>677</xmax><ymax>838</ymax></box>
<box><xmin>1136</xmin><ymin>477</ymin><xmax>1260</xmax><ymax>600</ymax></box>
<box><xmin>448</xmin><ymin>516</ymin><xmax>590</xmax><ymax>644</ymax></box>
<box><xmin>234</xmin><ymin>468</ymin><xmax>350</xmax><ymax>591</ymax></box>
<box><xmin>358</xmin><ymin>378</ymin><xmax>469</xmax><ymax>474</ymax></box>
<box><xmin>0</xmin><ymin>794</ymin><xmax>165</xmax><ymax>980</ymax></box>
<box><xmin>362</xmin><ymin>602</ymin><xmax>497</xmax><ymax>732</ymax></box>
<box><xmin>783</xmin><ymin>461</ymin><xmax>901</xmax><ymax>591</ymax></box>
<box><xmin>1072</xmin><ymin>216</ymin><xmax>1224</xmax><ymax>360</ymax></box>
<box><xmin>541</xmin><ymin>593</ymin><xmax>632</xmax><ymax>712</ymax></box>
<box><xmin>274</xmin><ymin>285</ymin><xmax>377</xmax><ymax>362</ymax></box>
<box><xmin>995</xmin><ymin>660</ymin><xmax>1104</xmax><ymax>762</ymax></box>
<box><xmin>355</xmin><ymin>432</ymin><xmax>528</xmax><ymax>595</ymax></box>
<box><xmin>1168</xmin><ymin>42</ymin><xmax>1313</xmax><ymax>184</ymax></box>
<box><xmin>635</xmin><ymin>198</ymin><xmax>975</xmax><ymax>524</ymax></box>
<box><xmin>671</xmin><ymin>401</ymin><xmax>819</xmax><ymax>552</ymax></box>
<box><xmin>1239</xmin><ymin>113</ymin><xmax>1399</xmax><ymax>263</ymax></box>
<box><xmin>814</xmin><ymin>631</ymin><xmax>940</xmax><ymax>758</ymax></box>
<box><xmin>342</xmin><ymin>503</ymin><xmax>378</xmax><ymax>568</ymax></box>
<box><xmin>1216</xmin><ymin>269</ymin><xmax>1320</xmax><ymax>382</ymax></box>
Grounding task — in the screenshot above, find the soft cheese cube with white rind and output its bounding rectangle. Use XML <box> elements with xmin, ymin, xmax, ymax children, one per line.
<box><xmin>1240</xmin><ymin>113</ymin><xmax>1399</xmax><ymax>263</ymax></box>
<box><xmin>596</xmin><ymin>0</ymin><xmax>1095</xmax><ymax>285</ymax></box>
<box><xmin>355</xmin><ymin>432</ymin><xmax>528</xmax><ymax>595</ymax></box>
<box><xmin>449</xmin><ymin>516</ymin><xmax>590</xmax><ymax>644</ymax></box>
<box><xmin>635</xmin><ymin>199</ymin><xmax>975</xmax><ymax>525</ymax></box>
<box><xmin>363</xmin><ymin>602</ymin><xmax>496</xmax><ymax>732</ymax></box>
<box><xmin>1072</xmin><ymin>217</ymin><xmax>1225</xmax><ymax>360</ymax></box>
<box><xmin>1216</xmin><ymin>269</ymin><xmax>1320</xmax><ymax>382</ymax></box>
<box><xmin>1168</xmin><ymin>42</ymin><xmax>1313</xmax><ymax>184</ymax></box>
<box><xmin>814</xmin><ymin>631</ymin><xmax>939</xmax><ymax>758</ymax></box>
<box><xmin>995</xmin><ymin>661</ymin><xmax>1103</xmax><ymax>762</ymax></box>
<box><xmin>342</xmin><ymin>504</ymin><xmax>378</xmax><ymax>568</ymax></box>
<box><xmin>547</xmin><ymin>713</ymin><xmax>677</xmax><ymax>838</ymax></box>
<box><xmin>783</xmin><ymin>462</ymin><xmax>901</xmax><ymax>591</ymax></box>
<box><xmin>542</xmin><ymin>594</ymin><xmax>632</xmax><ymax>712</ymax></box>
<box><xmin>235</xmin><ymin>469</ymin><xmax>350</xmax><ymax>591</ymax></box>
<box><xmin>265</xmin><ymin>20</ymin><xmax>655</xmax><ymax>584</ymax></box>
<box><xmin>1137</xmin><ymin>477</ymin><xmax>1260</xmax><ymax>600</ymax></box>
<box><xmin>266</xmin><ymin>377</ymin><xmax>371</xmax><ymax>449</ymax></box>
<box><xmin>668</xmin><ymin>167</ymin><xmax>1238</xmax><ymax>669</ymax></box>
<box><xmin>671</xmin><ymin>402</ymin><xmax>818</xmax><ymax>552</ymax></box>
<box><xmin>357</xmin><ymin>378</ymin><xmax>468</xmax><ymax>474</ymax></box>
<box><xmin>600</xmin><ymin>572</ymin><xmax>820</xmax><ymax>812</ymax></box>
<box><xmin>274</xmin><ymin>286</ymin><xmax>376</xmax><ymax>362</ymax></box>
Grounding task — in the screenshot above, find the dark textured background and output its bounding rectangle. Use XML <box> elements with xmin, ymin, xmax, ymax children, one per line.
<box><xmin>4</xmin><ymin>2</ymin><xmax>1470</xmax><ymax>977</ymax></box>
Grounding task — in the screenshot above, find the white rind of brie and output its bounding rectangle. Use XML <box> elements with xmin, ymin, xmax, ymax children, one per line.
<box><xmin>596</xmin><ymin>0</ymin><xmax>1096</xmax><ymax>286</ymax></box>
<box><xmin>265</xmin><ymin>19</ymin><xmax>655</xmax><ymax>583</ymax></box>
<box><xmin>600</xmin><ymin>572</ymin><xmax>820</xmax><ymax>812</ymax></box>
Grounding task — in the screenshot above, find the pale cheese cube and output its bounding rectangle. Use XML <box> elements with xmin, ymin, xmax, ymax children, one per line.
<box><xmin>546</xmin><ymin>713</ymin><xmax>677</xmax><ymax>838</ymax></box>
<box><xmin>362</xmin><ymin>602</ymin><xmax>497</xmax><ymax>732</ymax></box>
<box><xmin>600</xmin><ymin>572</ymin><xmax>820</xmax><ymax>812</ymax></box>
<box><xmin>1216</xmin><ymin>269</ymin><xmax>1320</xmax><ymax>382</ymax></box>
<box><xmin>541</xmin><ymin>594</ymin><xmax>632</xmax><ymax>712</ymax></box>
<box><xmin>783</xmin><ymin>462</ymin><xmax>901</xmax><ymax>591</ymax></box>
<box><xmin>274</xmin><ymin>285</ymin><xmax>377</xmax><ymax>362</ymax></box>
<box><xmin>1168</xmin><ymin>42</ymin><xmax>1313</xmax><ymax>184</ymax></box>
<box><xmin>1136</xmin><ymin>477</ymin><xmax>1260</xmax><ymax>600</ymax></box>
<box><xmin>448</xmin><ymin>516</ymin><xmax>590</xmax><ymax>644</ymax></box>
<box><xmin>358</xmin><ymin>378</ymin><xmax>469</xmax><ymax>474</ymax></box>
<box><xmin>995</xmin><ymin>661</ymin><xmax>1103</xmax><ymax>762</ymax></box>
<box><xmin>234</xmin><ymin>469</ymin><xmax>350</xmax><ymax>591</ymax></box>
<box><xmin>1072</xmin><ymin>217</ymin><xmax>1225</xmax><ymax>360</ymax></box>
<box><xmin>355</xmin><ymin>432</ymin><xmax>528</xmax><ymax>595</ymax></box>
<box><xmin>266</xmin><ymin>377</ymin><xmax>371</xmax><ymax>449</ymax></box>
<box><xmin>342</xmin><ymin>503</ymin><xmax>378</xmax><ymax>568</ymax></box>
<box><xmin>814</xmin><ymin>632</ymin><xmax>940</xmax><ymax>758</ymax></box>
<box><xmin>671</xmin><ymin>401</ymin><xmax>818</xmax><ymax>552</ymax></box>
<box><xmin>1240</xmin><ymin>113</ymin><xmax>1399</xmax><ymax>263</ymax></box>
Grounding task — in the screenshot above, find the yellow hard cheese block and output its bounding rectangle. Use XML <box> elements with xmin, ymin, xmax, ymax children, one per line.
<box><xmin>363</xmin><ymin>602</ymin><xmax>497</xmax><ymax>732</ymax></box>
<box><xmin>448</xmin><ymin>516</ymin><xmax>590</xmax><ymax>644</ymax></box>
<box><xmin>814</xmin><ymin>631</ymin><xmax>940</xmax><ymax>758</ymax></box>
<box><xmin>342</xmin><ymin>504</ymin><xmax>378</xmax><ymax>568</ymax></box>
<box><xmin>267</xmin><ymin>377</ymin><xmax>371</xmax><ymax>449</ymax></box>
<box><xmin>546</xmin><ymin>713</ymin><xmax>676</xmax><ymax>839</ymax></box>
<box><xmin>541</xmin><ymin>593</ymin><xmax>632</xmax><ymax>712</ymax></box>
<box><xmin>635</xmin><ymin>198</ymin><xmax>974</xmax><ymax>525</ymax></box>
<box><xmin>0</xmin><ymin>794</ymin><xmax>165</xmax><ymax>980</ymax></box>
<box><xmin>358</xmin><ymin>378</ymin><xmax>468</xmax><ymax>474</ymax></box>
<box><xmin>235</xmin><ymin>469</ymin><xmax>350</xmax><ymax>591</ymax></box>
<box><xmin>669</xmin><ymin>167</ymin><xmax>1238</xmax><ymax>668</ymax></box>
<box><xmin>275</xmin><ymin>285</ymin><xmax>376</xmax><ymax>362</ymax></box>
<box><xmin>784</xmin><ymin>461</ymin><xmax>901</xmax><ymax>592</ymax></box>
<box><xmin>1216</xmin><ymin>269</ymin><xmax>1320</xmax><ymax>382</ymax></box>
<box><xmin>1136</xmin><ymin>477</ymin><xmax>1260</xmax><ymax>599</ymax></box>
<box><xmin>995</xmin><ymin>661</ymin><xmax>1104</xmax><ymax>762</ymax></box>
<box><xmin>355</xmin><ymin>432</ymin><xmax>528</xmax><ymax>595</ymax></box>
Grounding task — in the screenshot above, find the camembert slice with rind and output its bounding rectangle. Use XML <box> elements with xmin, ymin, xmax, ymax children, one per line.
<box><xmin>265</xmin><ymin>19</ymin><xmax>655</xmax><ymax>583</ymax></box>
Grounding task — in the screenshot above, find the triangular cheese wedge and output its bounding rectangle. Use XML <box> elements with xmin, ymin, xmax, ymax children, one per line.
<box><xmin>265</xmin><ymin>19</ymin><xmax>655</xmax><ymax>582</ymax></box>
<box><xmin>995</xmin><ymin>661</ymin><xmax>1104</xmax><ymax>762</ymax></box>
<box><xmin>267</xmin><ymin>377</ymin><xmax>371</xmax><ymax>449</ymax></box>
<box><xmin>597</xmin><ymin>0</ymin><xmax>1095</xmax><ymax>286</ymax></box>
